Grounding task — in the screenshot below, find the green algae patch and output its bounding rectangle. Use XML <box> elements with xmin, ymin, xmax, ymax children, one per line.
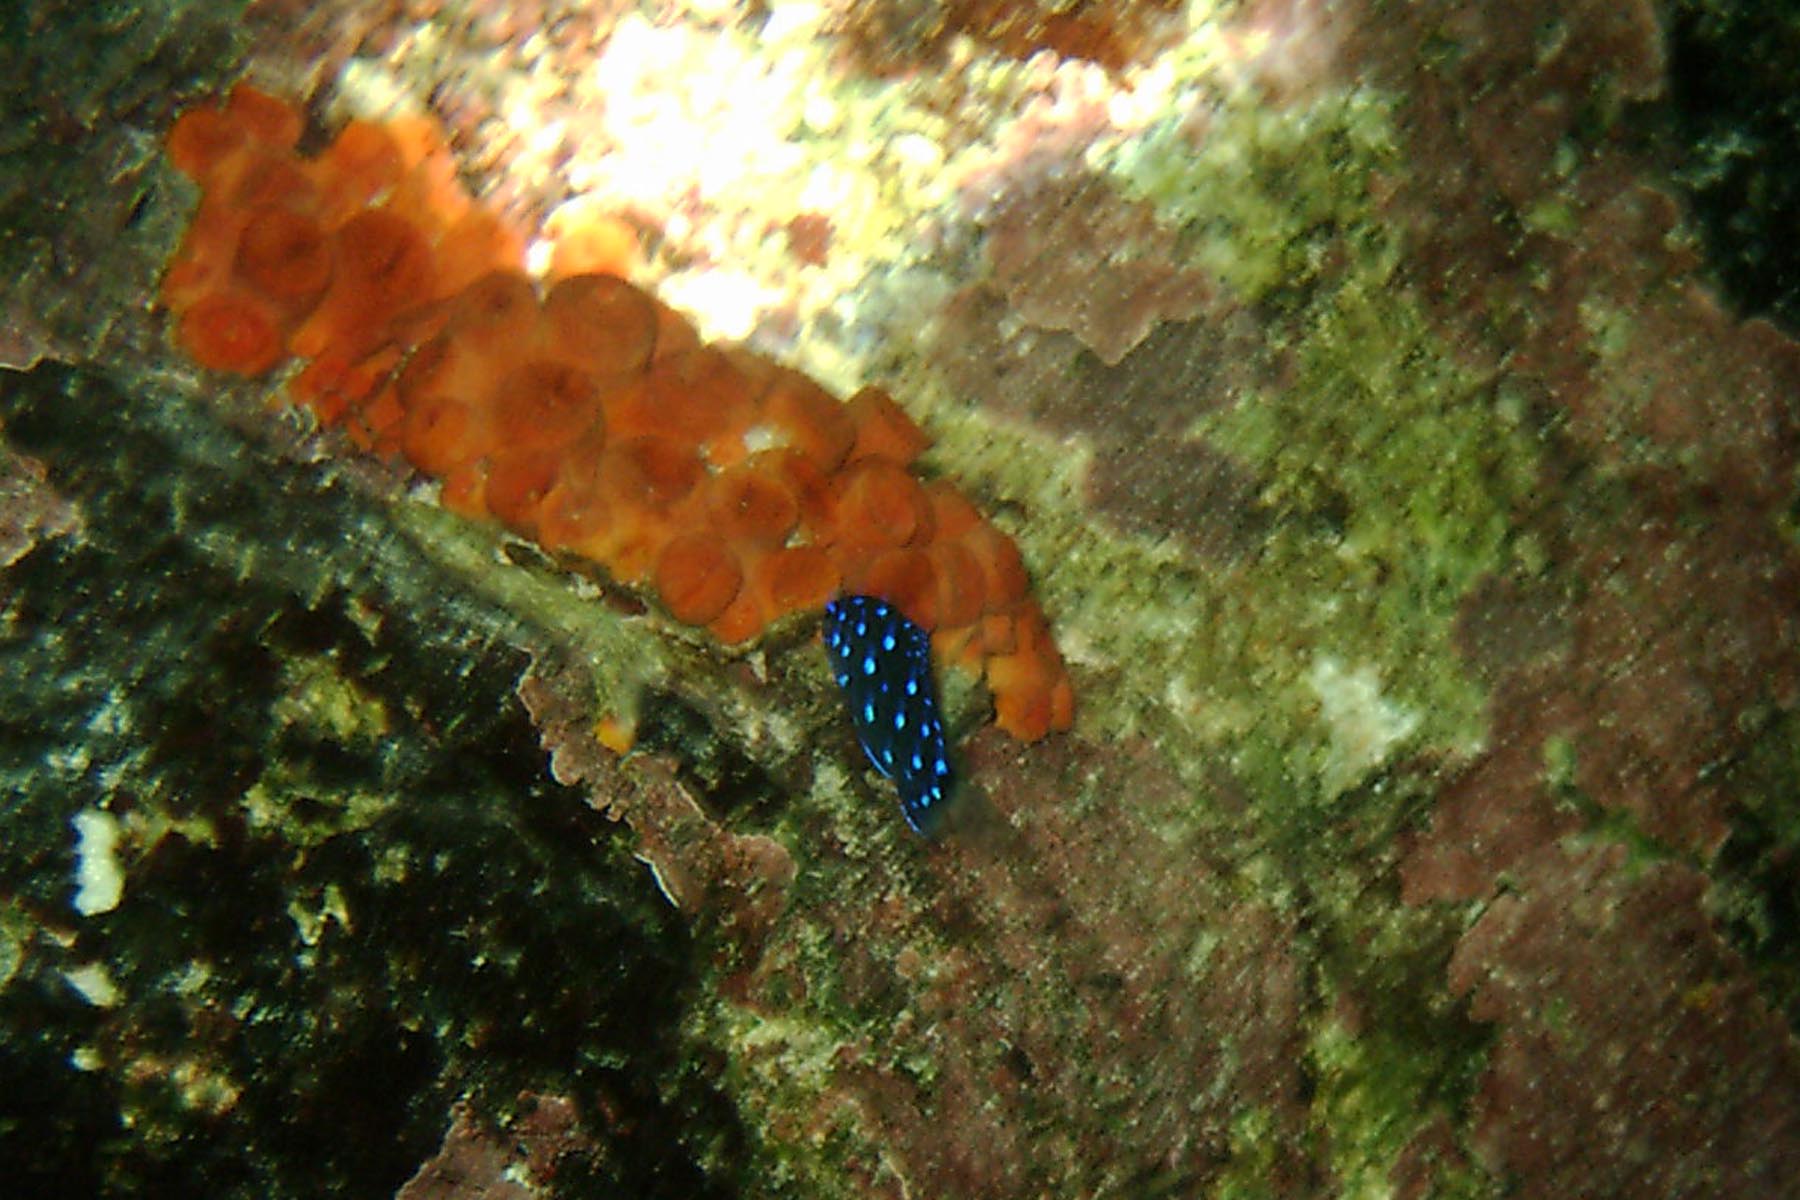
<box><xmin>1231</xmin><ymin>110</ymin><xmax>1525</xmax><ymax>765</ymax></box>
<box><xmin>1193</xmin><ymin>275</ymin><xmax>1539</xmax><ymax>778</ymax></box>
<box><xmin>908</xmin><ymin>83</ymin><xmax>1543</xmax><ymax>850</ymax></box>
<box><xmin>1304</xmin><ymin>847</ymin><xmax>1497</xmax><ymax>1197</ymax></box>
<box><xmin>704</xmin><ymin>1002</ymin><xmax>873</xmax><ymax>1200</ymax></box>
<box><xmin>241</xmin><ymin>651</ymin><xmax>407</xmax><ymax>844</ymax></box>
<box><xmin>390</xmin><ymin>497</ymin><xmax>668</xmax><ymax>724</ymax></box>
<box><xmin>1113</xmin><ymin>88</ymin><xmax>1405</xmax><ymax>306</ymax></box>
<box><xmin>1211</xmin><ymin>1106</ymin><xmax>1285</xmax><ymax>1200</ymax></box>
<box><xmin>388</xmin><ymin>492</ymin><xmax>826</xmax><ymax>804</ymax></box>
<box><xmin>1309</xmin><ymin>1009</ymin><xmax>1496</xmax><ymax>1199</ymax></box>
<box><xmin>1120</xmin><ymin>85</ymin><xmax>1540</xmax><ymax>777</ymax></box>
<box><xmin>269</xmin><ymin>650</ymin><xmax>392</xmax><ymax>745</ymax></box>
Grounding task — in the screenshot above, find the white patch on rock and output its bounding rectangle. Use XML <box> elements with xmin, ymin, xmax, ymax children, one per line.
<box><xmin>64</xmin><ymin>962</ymin><xmax>121</xmax><ymax>1008</ymax></box>
<box><xmin>70</xmin><ymin>809</ymin><xmax>124</xmax><ymax>916</ymax></box>
<box><xmin>1307</xmin><ymin>655</ymin><xmax>1419</xmax><ymax>793</ymax></box>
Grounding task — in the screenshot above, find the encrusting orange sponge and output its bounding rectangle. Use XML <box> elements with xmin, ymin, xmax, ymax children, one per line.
<box><xmin>543</xmin><ymin>196</ymin><xmax>641</xmax><ymax>282</ymax></box>
<box><xmin>159</xmin><ymin>83</ymin><xmax>1073</xmax><ymax>741</ymax></box>
<box><xmin>178</xmin><ymin>289</ymin><xmax>286</xmax><ymax>375</ymax></box>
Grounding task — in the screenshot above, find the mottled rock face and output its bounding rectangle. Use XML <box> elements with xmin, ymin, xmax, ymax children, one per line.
<box><xmin>1452</xmin><ymin>846</ymin><xmax>1793</xmax><ymax>1193</ymax></box>
<box><xmin>0</xmin><ymin>367</ymin><xmax>747</xmax><ymax>1197</ymax></box>
<box><xmin>5</xmin><ymin>0</ymin><xmax>1799</xmax><ymax>1197</ymax></box>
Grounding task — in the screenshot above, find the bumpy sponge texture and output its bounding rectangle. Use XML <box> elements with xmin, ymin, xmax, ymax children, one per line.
<box><xmin>162</xmin><ymin>85</ymin><xmax>1072</xmax><ymax>738</ymax></box>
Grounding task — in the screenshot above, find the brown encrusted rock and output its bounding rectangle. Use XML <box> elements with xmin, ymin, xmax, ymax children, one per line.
<box><xmin>0</xmin><ymin>429</ymin><xmax>82</xmax><ymax>573</ymax></box>
<box><xmin>396</xmin><ymin>1095</ymin><xmax>594</xmax><ymax>1200</ymax></box>
<box><xmin>1379</xmin><ymin>0</ymin><xmax>1800</xmax><ymax>897</ymax></box>
<box><xmin>525</xmin><ymin>667</ymin><xmax>1318</xmax><ymax>1196</ymax></box>
<box><xmin>932</xmin><ymin>284</ymin><xmax>1273</xmax><ymax>558</ymax></box>
<box><xmin>1448</xmin><ymin>843</ymin><xmax>1800</xmax><ymax>1197</ymax></box>
<box><xmin>979</xmin><ymin>171</ymin><xmax>1216</xmax><ymax>365</ymax></box>
<box><xmin>1565</xmin><ymin>495</ymin><xmax>1800</xmax><ymax>855</ymax></box>
<box><xmin>1398</xmin><ymin>665</ymin><xmax>1583</xmax><ymax>905</ymax></box>
<box><xmin>1408</xmin><ymin>479</ymin><xmax>1800</xmax><ymax>903</ymax></box>
<box><xmin>518</xmin><ymin>656</ymin><xmax>798</xmax><ymax>976</ymax></box>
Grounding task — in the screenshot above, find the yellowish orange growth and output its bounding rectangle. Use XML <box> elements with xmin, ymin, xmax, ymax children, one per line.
<box><xmin>485</xmin><ymin>448</ymin><xmax>563</xmax><ymax>534</ymax></box>
<box><xmin>489</xmin><ymin>360</ymin><xmax>602</xmax><ymax>453</ymax></box>
<box><xmin>595</xmin><ymin>714</ymin><xmax>638</xmax><ymax>754</ymax></box>
<box><xmin>397</xmin><ymin>392</ymin><xmax>483</xmax><ymax>476</ymax></box>
<box><xmin>858</xmin><ymin>548</ymin><xmax>942</xmax><ymax>631</ymax></box>
<box><xmin>656</xmin><ymin>530</ymin><xmax>743</xmax><ymax>625</ymax></box>
<box><xmin>541</xmin><ymin>273</ymin><xmax>658</xmax><ymax>375</ymax></box>
<box><xmin>179</xmin><ymin>290</ymin><xmax>284</xmax><ymax>375</ymax></box>
<box><xmin>159</xmin><ymin>87</ymin><xmax>1073</xmax><ymax>740</ymax></box>
<box><xmin>166</xmin><ymin>107</ymin><xmax>248</xmax><ymax>182</ymax></box>
<box><xmin>924</xmin><ymin>481</ymin><xmax>983</xmax><ymax>542</ymax></box>
<box><xmin>444</xmin><ymin>270</ymin><xmax>540</xmax><ymax>354</ymax></box>
<box><xmin>844</xmin><ymin>385</ymin><xmax>931</xmax><ymax>465</ymax></box>
<box><xmin>434</xmin><ymin>210</ymin><xmax>528</xmax><ymax>296</ymax></box>
<box><xmin>544</xmin><ymin>197</ymin><xmax>640</xmax><ymax>281</ymax></box>
<box><xmin>289</xmin><ymin>209</ymin><xmax>437</xmax><ymax>362</ymax></box>
<box><xmin>932</xmin><ymin>623</ymin><xmax>984</xmax><ymax>674</ymax></box>
<box><xmin>234</xmin><ymin>207</ymin><xmax>332</xmax><ymax>307</ymax></box>
<box><xmin>225</xmin><ymin>84</ymin><xmax>303</xmax><ymax>150</ymax></box>
<box><xmin>647</xmin><ymin>347</ymin><xmax>760</xmax><ymax>455</ymax></box>
<box><xmin>832</xmin><ymin>459</ymin><xmax>935</xmax><ymax>550</ymax></box>
<box><xmin>979</xmin><ymin>611</ymin><xmax>1018</xmax><ymax>656</ymax></box>
<box><xmin>762</xmin><ymin>368</ymin><xmax>855</xmax><ymax>471</ymax></box>
<box><xmin>535</xmin><ymin>447</ymin><xmax>613</xmax><ymax>552</ymax></box>
<box><xmin>230</xmin><ymin>155</ymin><xmax>321</xmax><ymax>214</ymax></box>
<box><xmin>708</xmin><ymin>463</ymin><xmax>799</xmax><ymax>547</ymax></box>
<box><xmin>962</xmin><ymin>521</ymin><xmax>1032</xmax><ymax>611</ymax></box>
<box><xmin>747</xmin><ymin>545</ymin><xmax>840</xmax><ymax>617</ymax></box>
<box><xmin>708</xmin><ymin>581</ymin><xmax>770</xmax><ymax>645</ymax></box>
<box><xmin>650</xmin><ymin>301</ymin><xmax>702</xmax><ymax>362</ymax></box>
<box><xmin>928</xmin><ymin>540</ymin><xmax>988</xmax><ymax>629</ymax></box>
<box><xmin>313</xmin><ymin>119</ymin><xmax>406</xmax><ymax>223</ymax></box>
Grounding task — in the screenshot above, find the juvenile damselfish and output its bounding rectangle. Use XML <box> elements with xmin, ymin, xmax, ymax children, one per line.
<box><xmin>822</xmin><ymin>595</ymin><xmax>951</xmax><ymax>833</ymax></box>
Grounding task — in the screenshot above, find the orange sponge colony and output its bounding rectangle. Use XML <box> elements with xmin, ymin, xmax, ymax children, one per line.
<box><xmin>161</xmin><ymin>85</ymin><xmax>1073</xmax><ymax>741</ymax></box>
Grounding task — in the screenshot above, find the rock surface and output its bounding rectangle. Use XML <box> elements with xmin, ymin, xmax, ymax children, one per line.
<box><xmin>2</xmin><ymin>0</ymin><xmax>1796</xmax><ymax>1196</ymax></box>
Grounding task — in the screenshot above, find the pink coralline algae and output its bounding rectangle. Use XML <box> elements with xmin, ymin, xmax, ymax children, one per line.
<box><xmin>978</xmin><ymin>171</ymin><xmax>1215</xmax><ymax>365</ymax></box>
<box><xmin>948</xmin><ymin>59</ymin><xmax>1213</xmax><ymax>366</ymax></box>
<box><xmin>1345</xmin><ymin>0</ymin><xmax>1800</xmax><ymax>1193</ymax></box>
<box><xmin>0</xmin><ymin>437</ymin><xmax>82</xmax><ymax>572</ymax></box>
<box><xmin>1448</xmin><ymin>845</ymin><xmax>1800</xmax><ymax>1195</ymax></box>
<box><xmin>1387</xmin><ymin>0</ymin><xmax>1800</xmax><ymax>900</ymax></box>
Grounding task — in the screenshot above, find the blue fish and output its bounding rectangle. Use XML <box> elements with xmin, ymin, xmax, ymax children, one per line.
<box><xmin>822</xmin><ymin>595</ymin><xmax>952</xmax><ymax>833</ymax></box>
